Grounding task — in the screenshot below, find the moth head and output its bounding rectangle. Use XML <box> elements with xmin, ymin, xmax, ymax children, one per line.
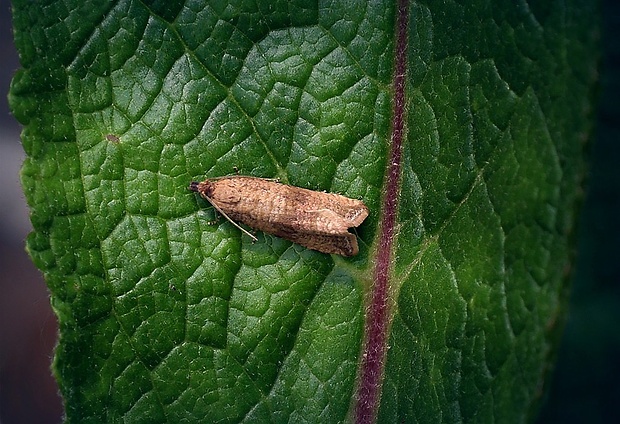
<box><xmin>188</xmin><ymin>180</ymin><xmax>215</xmax><ymax>198</ymax></box>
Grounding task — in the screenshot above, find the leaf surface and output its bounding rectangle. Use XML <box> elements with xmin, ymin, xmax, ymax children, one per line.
<box><xmin>10</xmin><ymin>0</ymin><xmax>598</xmax><ymax>422</ymax></box>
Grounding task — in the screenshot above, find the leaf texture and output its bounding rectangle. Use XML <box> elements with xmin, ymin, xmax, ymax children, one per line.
<box><xmin>10</xmin><ymin>0</ymin><xmax>598</xmax><ymax>422</ymax></box>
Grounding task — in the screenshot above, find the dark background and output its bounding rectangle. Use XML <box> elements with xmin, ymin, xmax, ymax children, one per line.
<box><xmin>0</xmin><ymin>2</ymin><xmax>617</xmax><ymax>423</ymax></box>
<box><xmin>0</xmin><ymin>4</ymin><xmax>63</xmax><ymax>423</ymax></box>
<box><xmin>536</xmin><ymin>1</ymin><xmax>620</xmax><ymax>422</ymax></box>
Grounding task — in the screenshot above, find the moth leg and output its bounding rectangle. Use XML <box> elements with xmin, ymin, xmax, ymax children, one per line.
<box><xmin>198</xmin><ymin>210</ymin><xmax>220</xmax><ymax>226</ymax></box>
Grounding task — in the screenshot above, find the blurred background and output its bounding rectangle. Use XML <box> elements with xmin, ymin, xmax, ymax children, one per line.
<box><xmin>0</xmin><ymin>4</ymin><xmax>63</xmax><ymax>424</ymax></box>
<box><xmin>0</xmin><ymin>2</ymin><xmax>617</xmax><ymax>424</ymax></box>
<box><xmin>0</xmin><ymin>4</ymin><xmax>63</xmax><ymax>423</ymax></box>
<box><xmin>536</xmin><ymin>1</ymin><xmax>620</xmax><ymax>422</ymax></box>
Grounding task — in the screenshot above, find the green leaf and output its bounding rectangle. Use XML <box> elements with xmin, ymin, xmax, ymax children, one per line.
<box><xmin>10</xmin><ymin>0</ymin><xmax>598</xmax><ymax>423</ymax></box>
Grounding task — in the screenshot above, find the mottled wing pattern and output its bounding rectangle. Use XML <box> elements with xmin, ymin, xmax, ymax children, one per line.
<box><xmin>191</xmin><ymin>176</ymin><xmax>368</xmax><ymax>256</ymax></box>
<box><xmin>282</xmin><ymin>231</ymin><xmax>360</xmax><ymax>257</ymax></box>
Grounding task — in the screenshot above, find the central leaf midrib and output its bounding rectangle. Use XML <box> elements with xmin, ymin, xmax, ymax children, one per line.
<box><xmin>353</xmin><ymin>0</ymin><xmax>409</xmax><ymax>422</ymax></box>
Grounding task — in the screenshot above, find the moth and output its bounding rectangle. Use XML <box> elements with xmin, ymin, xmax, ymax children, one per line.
<box><xmin>189</xmin><ymin>176</ymin><xmax>368</xmax><ymax>256</ymax></box>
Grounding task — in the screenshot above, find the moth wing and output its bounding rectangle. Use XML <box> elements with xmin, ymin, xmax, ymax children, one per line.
<box><xmin>340</xmin><ymin>201</ymin><xmax>368</xmax><ymax>227</ymax></box>
<box><xmin>320</xmin><ymin>194</ymin><xmax>368</xmax><ymax>226</ymax></box>
<box><xmin>296</xmin><ymin>206</ymin><xmax>368</xmax><ymax>235</ymax></box>
<box><xmin>284</xmin><ymin>231</ymin><xmax>360</xmax><ymax>257</ymax></box>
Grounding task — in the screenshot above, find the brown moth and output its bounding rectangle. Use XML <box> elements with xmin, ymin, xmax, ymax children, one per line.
<box><xmin>189</xmin><ymin>176</ymin><xmax>368</xmax><ymax>256</ymax></box>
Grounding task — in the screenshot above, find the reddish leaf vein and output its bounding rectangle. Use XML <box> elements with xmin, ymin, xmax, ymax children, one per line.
<box><xmin>354</xmin><ymin>0</ymin><xmax>408</xmax><ymax>422</ymax></box>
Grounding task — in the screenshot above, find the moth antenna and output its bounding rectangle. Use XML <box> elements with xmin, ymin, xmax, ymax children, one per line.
<box><xmin>201</xmin><ymin>194</ymin><xmax>258</xmax><ymax>242</ymax></box>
